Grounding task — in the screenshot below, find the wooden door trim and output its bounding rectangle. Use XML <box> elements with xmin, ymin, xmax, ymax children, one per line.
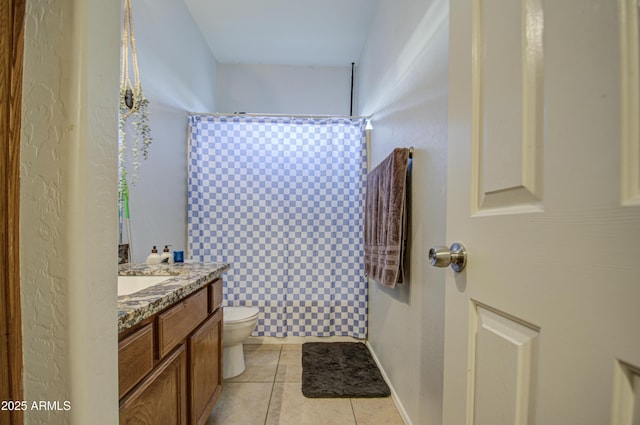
<box><xmin>1</xmin><ymin>0</ymin><xmax>25</xmax><ymax>423</ymax></box>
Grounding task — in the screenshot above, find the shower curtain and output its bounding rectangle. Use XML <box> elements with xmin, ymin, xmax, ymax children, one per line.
<box><xmin>187</xmin><ymin>114</ymin><xmax>368</xmax><ymax>338</ymax></box>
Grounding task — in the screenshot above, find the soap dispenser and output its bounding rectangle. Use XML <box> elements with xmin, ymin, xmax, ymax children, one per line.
<box><xmin>160</xmin><ymin>245</ymin><xmax>173</xmax><ymax>264</ymax></box>
<box><xmin>146</xmin><ymin>246</ymin><xmax>162</xmax><ymax>265</ymax></box>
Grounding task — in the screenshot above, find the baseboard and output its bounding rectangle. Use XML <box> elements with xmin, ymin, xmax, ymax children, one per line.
<box><xmin>245</xmin><ymin>335</ymin><xmax>364</xmax><ymax>345</ymax></box>
<box><xmin>365</xmin><ymin>341</ymin><xmax>413</xmax><ymax>425</ymax></box>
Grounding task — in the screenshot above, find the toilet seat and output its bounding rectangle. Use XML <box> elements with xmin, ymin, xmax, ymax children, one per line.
<box><xmin>224</xmin><ymin>306</ymin><xmax>260</xmax><ymax>325</ymax></box>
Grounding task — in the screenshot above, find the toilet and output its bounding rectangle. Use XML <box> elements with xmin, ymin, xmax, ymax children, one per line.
<box><xmin>222</xmin><ymin>306</ymin><xmax>260</xmax><ymax>379</ymax></box>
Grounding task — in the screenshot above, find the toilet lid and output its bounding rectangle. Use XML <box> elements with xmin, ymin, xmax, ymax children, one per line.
<box><xmin>224</xmin><ymin>306</ymin><xmax>260</xmax><ymax>324</ymax></box>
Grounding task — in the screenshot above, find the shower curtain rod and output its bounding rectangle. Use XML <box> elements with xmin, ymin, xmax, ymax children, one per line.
<box><xmin>187</xmin><ymin>112</ymin><xmax>373</xmax><ymax>120</ymax></box>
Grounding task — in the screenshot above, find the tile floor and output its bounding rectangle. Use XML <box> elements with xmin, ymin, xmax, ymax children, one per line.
<box><xmin>206</xmin><ymin>344</ymin><xmax>406</xmax><ymax>425</ymax></box>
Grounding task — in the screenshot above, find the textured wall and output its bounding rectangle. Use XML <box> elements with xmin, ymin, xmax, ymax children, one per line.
<box><xmin>21</xmin><ymin>0</ymin><xmax>120</xmax><ymax>423</ymax></box>
<box><xmin>357</xmin><ymin>1</ymin><xmax>449</xmax><ymax>424</ymax></box>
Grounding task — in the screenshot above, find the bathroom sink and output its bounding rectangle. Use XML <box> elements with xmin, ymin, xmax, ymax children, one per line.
<box><xmin>118</xmin><ymin>275</ymin><xmax>171</xmax><ymax>296</ymax></box>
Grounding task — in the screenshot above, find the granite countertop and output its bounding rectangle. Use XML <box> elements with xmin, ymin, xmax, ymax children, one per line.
<box><xmin>117</xmin><ymin>261</ymin><xmax>230</xmax><ymax>333</ymax></box>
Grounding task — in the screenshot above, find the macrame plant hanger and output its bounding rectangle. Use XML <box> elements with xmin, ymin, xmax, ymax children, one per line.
<box><xmin>120</xmin><ymin>0</ymin><xmax>151</xmax><ymax>175</ymax></box>
<box><xmin>119</xmin><ymin>0</ymin><xmax>152</xmax><ymax>263</ymax></box>
<box><xmin>121</xmin><ymin>0</ymin><xmax>139</xmax><ymax>111</ymax></box>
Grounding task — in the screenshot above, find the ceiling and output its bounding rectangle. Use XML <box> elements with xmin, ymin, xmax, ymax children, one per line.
<box><xmin>183</xmin><ymin>0</ymin><xmax>379</xmax><ymax>67</ymax></box>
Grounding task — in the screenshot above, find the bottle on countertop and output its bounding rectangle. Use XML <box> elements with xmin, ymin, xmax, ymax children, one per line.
<box><xmin>146</xmin><ymin>246</ymin><xmax>162</xmax><ymax>265</ymax></box>
<box><xmin>160</xmin><ymin>245</ymin><xmax>173</xmax><ymax>263</ymax></box>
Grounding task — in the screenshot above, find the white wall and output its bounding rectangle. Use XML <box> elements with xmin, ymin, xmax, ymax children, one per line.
<box><xmin>216</xmin><ymin>63</ymin><xmax>353</xmax><ymax>115</ymax></box>
<box><xmin>357</xmin><ymin>1</ymin><xmax>449</xmax><ymax>424</ymax></box>
<box><xmin>125</xmin><ymin>0</ymin><xmax>218</xmax><ymax>263</ymax></box>
<box><xmin>21</xmin><ymin>0</ymin><xmax>120</xmax><ymax>423</ymax></box>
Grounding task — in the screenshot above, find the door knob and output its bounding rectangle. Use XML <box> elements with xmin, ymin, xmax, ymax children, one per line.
<box><xmin>428</xmin><ymin>243</ymin><xmax>467</xmax><ymax>272</ymax></box>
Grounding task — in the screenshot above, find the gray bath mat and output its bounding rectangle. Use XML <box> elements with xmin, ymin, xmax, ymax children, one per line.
<box><xmin>301</xmin><ymin>342</ymin><xmax>391</xmax><ymax>398</ymax></box>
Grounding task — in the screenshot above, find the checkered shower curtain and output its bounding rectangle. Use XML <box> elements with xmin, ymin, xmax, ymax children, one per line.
<box><xmin>187</xmin><ymin>115</ymin><xmax>368</xmax><ymax>338</ymax></box>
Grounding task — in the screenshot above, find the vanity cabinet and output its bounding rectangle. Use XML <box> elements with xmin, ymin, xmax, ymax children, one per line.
<box><xmin>118</xmin><ymin>278</ymin><xmax>224</xmax><ymax>425</ymax></box>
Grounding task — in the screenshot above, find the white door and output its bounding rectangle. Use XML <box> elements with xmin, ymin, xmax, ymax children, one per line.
<box><xmin>442</xmin><ymin>1</ymin><xmax>640</xmax><ymax>424</ymax></box>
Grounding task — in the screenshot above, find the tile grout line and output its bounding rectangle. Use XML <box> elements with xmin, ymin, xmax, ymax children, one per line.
<box><xmin>350</xmin><ymin>398</ymin><xmax>359</xmax><ymax>425</ymax></box>
<box><xmin>263</xmin><ymin>345</ymin><xmax>283</xmax><ymax>425</ymax></box>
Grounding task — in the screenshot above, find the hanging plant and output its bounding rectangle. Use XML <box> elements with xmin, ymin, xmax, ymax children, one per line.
<box><xmin>119</xmin><ymin>0</ymin><xmax>152</xmax><ymax>187</ymax></box>
<box><xmin>119</xmin><ymin>0</ymin><xmax>152</xmax><ymax>260</ymax></box>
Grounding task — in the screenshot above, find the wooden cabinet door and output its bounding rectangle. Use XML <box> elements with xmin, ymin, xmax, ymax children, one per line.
<box><xmin>189</xmin><ymin>308</ymin><xmax>223</xmax><ymax>425</ymax></box>
<box><xmin>208</xmin><ymin>278</ymin><xmax>223</xmax><ymax>313</ymax></box>
<box><xmin>120</xmin><ymin>344</ymin><xmax>187</xmax><ymax>425</ymax></box>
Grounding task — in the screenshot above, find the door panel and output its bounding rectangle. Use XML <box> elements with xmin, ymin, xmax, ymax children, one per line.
<box><xmin>469</xmin><ymin>302</ymin><xmax>539</xmax><ymax>425</ymax></box>
<box><xmin>444</xmin><ymin>0</ymin><xmax>640</xmax><ymax>424</ymax></box>
<box><xmin>611</xmin><ymin>361</ymin><xmax>640</xmax><ymax>424</ymax></box>
<box><xmin>472</xmin><ymin>0</ymin><xmax>544</xmax><ymax>213</ymax></box>
<box><xmin>620</xmin><ymin>0</ymin><xmax>640</xmax><ymax>206</ymax></box>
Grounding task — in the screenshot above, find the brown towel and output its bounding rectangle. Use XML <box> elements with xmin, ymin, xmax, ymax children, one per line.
<box><xmin>364</xmin><ymin>148</ymin><xmax>410</xmax><ymax>288</ymax></box>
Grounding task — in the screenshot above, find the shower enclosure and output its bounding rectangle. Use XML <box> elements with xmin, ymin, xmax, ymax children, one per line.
<box><xmin>187</xmin><ymin>114</ymin><xmax>368</xmax><ymax>338</ymax></box>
